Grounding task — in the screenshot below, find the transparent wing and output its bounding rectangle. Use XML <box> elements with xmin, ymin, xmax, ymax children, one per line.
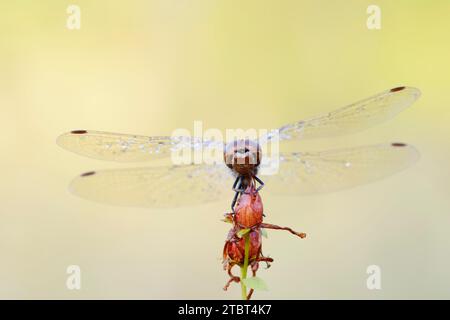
<box><xmin>69</xmin><ymin>163</ymin><xmax>234</xmax><ymax>208</ymax></box>
<box><xmin>263</xmin><ymin>87</ymin><xmax>421</xmax><ymax>142</ymax></box>
<box><xmin>261</xmin><ymin>143</ymin><xmax>419</xmax><ymax>195</ymax></box>
<box><xmin>57</xmin><ymin>130</ymin><xmax>224</xmax><ymax>162</ymax></box>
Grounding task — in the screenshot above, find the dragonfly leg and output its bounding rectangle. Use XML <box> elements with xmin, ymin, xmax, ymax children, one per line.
<box><xmin>254</xmin><ymin>175</ymin><xmax>265</xmax><ymax>191</ymax></box>
<box><xmin>230</xmin><ymin>192</ymin><xmax>239</xmax><ymax>213</ymax></box>
<box><xmin>232</xmin><ymin>175</ymin><xmax>246</xmax><ymax>193</ymax></box>
<box><xmin>232</xmin><ymin>175</ymin><xmax>240</xmax><ymax>190</ymax></box>
<box><xmin>231</xmin><ymin>176</ymin><xmax>244</xmax><ymax>212</ymax></box>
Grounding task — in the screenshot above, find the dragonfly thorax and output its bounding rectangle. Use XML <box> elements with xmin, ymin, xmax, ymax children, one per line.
<box><xmin>223</xmin><ymin>139</ymin><xmax>261</xmax><ymax>176</ymax></box>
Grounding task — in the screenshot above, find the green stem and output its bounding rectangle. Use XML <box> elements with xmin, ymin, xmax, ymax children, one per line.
<box><xmin>240</xmin><ymin>233</ymin><xmax>250</xmax><ymax>300</ymax></box>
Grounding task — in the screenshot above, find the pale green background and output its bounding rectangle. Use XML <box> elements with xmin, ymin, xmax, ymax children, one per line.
<box><xmin>1</xmin><ymin>1</ymin><xmax>449</xmax><ymax>299</ymax></box>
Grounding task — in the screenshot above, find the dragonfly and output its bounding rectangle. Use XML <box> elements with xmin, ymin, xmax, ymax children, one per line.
<box><xmin>57</xmin><ymin>86</ymin><xmax>421</xmax><ymax>209</ymax></box>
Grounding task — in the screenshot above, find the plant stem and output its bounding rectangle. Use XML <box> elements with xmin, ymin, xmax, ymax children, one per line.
<box><xmin>240</xmin><ymin>233</ymin><xmax>250</xmax><ymax>300</ymax></box>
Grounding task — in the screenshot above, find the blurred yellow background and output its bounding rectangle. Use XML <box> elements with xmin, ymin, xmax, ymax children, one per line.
<box><xmin>1</xmin><ymin>0</ymin><xmax>449</xmax><ymax>299</ymax></box>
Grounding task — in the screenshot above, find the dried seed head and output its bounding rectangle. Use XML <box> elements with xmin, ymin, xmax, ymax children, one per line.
<box><xmin>234</xmin><ymin>185</ymin><xmax>263</xmax><ymax>228</ymax></box>
<box><xmin>223</xmin><ymin>228</ymin><xmax>262</xmax><ymax>265</ymax></box>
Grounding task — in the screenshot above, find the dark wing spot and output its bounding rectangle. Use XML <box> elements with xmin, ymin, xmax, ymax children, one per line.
<box><xmin>71</xmin><ymin>130</ymin><xmax>88</xmax><ymax>134</ymax></box>
<box><xmin>390</xmin><ymin>86</ymin><xmax>406</xmax><ymax>93</ymax></box>
<box><xmin>391</xmin><ymin>142</ymin><xmax>407</xmax><ymax>147</ymax></box>
<box><xmin>80</xmin><ymin>171</ymin><xmax>96</xmax><ymax>177</ymax></box>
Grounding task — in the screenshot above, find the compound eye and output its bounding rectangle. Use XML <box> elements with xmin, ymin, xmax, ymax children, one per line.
<box><xmin>235</xmin><ymin>148</ymin><xmax>249</xmax><ymax>155</ymax></box>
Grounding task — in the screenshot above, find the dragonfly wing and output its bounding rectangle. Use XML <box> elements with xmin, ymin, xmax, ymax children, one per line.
<box><xmin>261</xmin><ymin>143</ymin><xmax>419</xmax><ymax>195</ymax></box>
<box><xmin>69</xmin><ymin>163</ymin><xmax>234</xmax><ymax>208</ymax></box>
<box><xmin>265</xmin><ymin>87</ymin><xmax>420</xmax><ymax>142</ymax></box>
<box><xmin>57</xmin><ymin>130</ymin><xmax>224</xmax><ymax>162</ymax></box>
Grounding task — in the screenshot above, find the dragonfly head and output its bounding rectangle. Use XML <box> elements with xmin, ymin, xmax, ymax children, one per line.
<box><xmin>224</xmin><ymin>139</ymin><xmax>261</xmax><ymax>176</ymax></box>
